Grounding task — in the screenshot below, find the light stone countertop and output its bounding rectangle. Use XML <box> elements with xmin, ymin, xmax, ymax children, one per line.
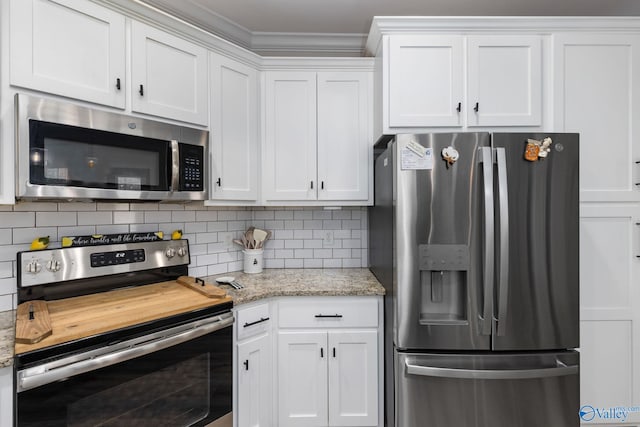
<box><xmin>203</xmin><ymin>268</ymin><xmax>385</xmax><ymax>306</ymax></box>
<box><xmin>0</xmin><ymin>310</ymin><xmax>15</xmax><ymax>368</ymax></box>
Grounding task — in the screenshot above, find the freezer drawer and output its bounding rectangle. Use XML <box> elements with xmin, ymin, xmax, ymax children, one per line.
<box><xmin>395</xmin><ymin>351</ymin><xmax>579</xmax><ymax>427</ymax></box>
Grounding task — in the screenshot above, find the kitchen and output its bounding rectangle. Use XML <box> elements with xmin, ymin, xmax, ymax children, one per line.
<box><xmin>0</xmin><ymin>0</ymin><xmax>639</xmax><ymax>426</ymax></box>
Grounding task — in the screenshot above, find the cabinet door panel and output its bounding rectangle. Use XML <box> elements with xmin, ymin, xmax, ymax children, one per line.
<box><xmin>10</xmin><ymin>0</ymin><xmax>125</xmax><ymax>108</ymax></box>
<box><xmin>328</xmin><ymin>331</ymin><xmax>378</xmax><ymax>426</ymax></box>
<box><xmin>238</xmin><ymin>334</ymin><xmax>271</xmax><ymax>427</ymax></box>
<box><xmin>317</xmin><ymin>72</ymin><xmax>371</xmax><ymax>201</ymax></box>
<box><xmin>131</xmin><ymin>21</ymin><xmax>208</xmax><ymax>125</ymax></box>
<box><xmin>388</xmin><ymin>35</ymin><xmax>463</xmax><ymax>127</ymax></box>
<box><xmin>263</xmin><ymin>72</ymin><xmax>317</xmax><ymax>201</ymax></box>
<box><xmin>210</xmin><ymin>54</ymin><xmax>258</xmax><ymax>201</ymax></box>
<box><xmin>278</xmin><ymin>331</ymin><xmax>327</xmax><ymax>427</ymax></box>
<box><xmin>554</xmin><ymin>34</ymin><xmax>640</xmax><ymax>201</ymax></box>
<box><xmin>467</xmin><ymin>36</ymin><xmax>541</xmax><ymax>126</ymax></box>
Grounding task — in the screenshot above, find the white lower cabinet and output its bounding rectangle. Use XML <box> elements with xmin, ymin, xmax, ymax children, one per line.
<box><xmin>0</xmin><ymin>366</ymin><xmax>12</xmax><ymax>427</ymax></box>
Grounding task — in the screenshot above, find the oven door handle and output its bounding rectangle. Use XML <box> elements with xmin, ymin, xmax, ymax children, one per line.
<box><xmin>17</xmin><ymin>314</ymin><xmax>234</xmax><ymax>393</ymax></box>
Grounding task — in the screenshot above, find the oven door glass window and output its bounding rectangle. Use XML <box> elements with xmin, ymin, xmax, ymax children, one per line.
<box><xmin>16</xmin><ymin>326</ymin><xmax>231</xmax><ymax>427</ymax></box>
<box><xmin>29</xmin><ymin>120</ymin><xmax>170</xmax><ymax>191</ymax></box>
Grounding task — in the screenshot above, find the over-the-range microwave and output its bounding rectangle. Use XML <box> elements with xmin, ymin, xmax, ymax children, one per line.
<box><xmin>15</xmin><ymin>94</ymin><xmax>208</xmax><ymax>201</ymax></box>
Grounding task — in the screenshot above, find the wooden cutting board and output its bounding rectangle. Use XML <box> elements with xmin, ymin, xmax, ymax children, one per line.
<box><xmin>15</xmin><ymin>280</ymin><xmax>231</xmax><ymax>355</ymax></box>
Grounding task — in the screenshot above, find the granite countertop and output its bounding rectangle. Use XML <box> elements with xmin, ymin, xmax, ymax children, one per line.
<box><xmin>0</xmin><ymin>310</ymin><xmax>15</xmax><ymax>368</ymax></box>
<box><xmin>204</xmin><ymin>268</ymin><xmax>385</xmax><ymax>306</ymax></box>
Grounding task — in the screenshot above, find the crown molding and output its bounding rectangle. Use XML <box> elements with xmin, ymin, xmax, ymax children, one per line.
<box><xmin>251</xmin><ymin>32</ymin><xmax>367</xmax><ymax>57</ymax></box>
<box><xmin>260</xmin><ymin>56</ymin><xmax>374</xmax><ymax>71</ymax></box>
<box><xmin>366</xmin><ymin>16</ymin><xmax>640</xmax><ymax>54</ymax></box>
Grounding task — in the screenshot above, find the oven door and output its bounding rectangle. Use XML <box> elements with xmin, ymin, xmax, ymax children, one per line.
<box><xmin>16</xmin><ymin>314</ymin><xmax>233</xmax><ymax>427</ymax></box>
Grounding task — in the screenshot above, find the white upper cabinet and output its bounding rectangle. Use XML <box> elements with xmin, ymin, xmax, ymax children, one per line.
<box><xmin>209</xmin><ymin>54</ymin><xmax>259</xmax><ymax>202</ymax></box>
<box><xmin>388</xmin><ymin>35</ymin><xmax>464</xmax><ymax>127</ymax></box>
<box><xmin>467</xmin><ymin>35</ymin><xmax>542</xmax><ymax>126</ymax></box>
<box><xmin>383</xmin><ymin>34</ymin><xmax>542</xmax><ymax>131</ymax></box>
<box><xmin>263</xmin><ymin>71</ymin><xmax>372</xmax><ymax>204</ymax></box>
<box><xmin>131</xmin><ymin>21</ymin><xmax>208</xmax><ymax>125</ymax></box>
<box><xmin>554</xmin><ymin>34</ymin><xmax>640</xmax><ymax>202</ymax></box>
<box><xmin>317</xmin><ymin>72</ymin><xmax>371</xmax><ymax>201</ymax></box>
<box><xmin>263</xmin><ymin>71</ymin><xmax>318</xmax><ymax>201</ymax></box>
<box><xmin>10</xmin><ymin>0</ymin><xmax>126</xmax><ymax>108</ymax></box>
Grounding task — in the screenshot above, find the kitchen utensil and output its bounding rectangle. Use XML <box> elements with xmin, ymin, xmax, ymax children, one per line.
<box><xmin>245</xmin><ymin>227</ymin><xmax>255</xmax><ymax>249</ymax></box>
<box><xmin>215</xmin><ymin>276</ymin><xmax>244</xmax><ymax>289</ymax></box>
<box><xmin>253</xmin><ymin>228</ymin><xmax>268</xmax><ymax>248</ymax></box>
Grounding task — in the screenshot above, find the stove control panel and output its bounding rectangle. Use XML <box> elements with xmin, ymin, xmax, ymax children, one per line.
<box><xmin>90</xmin><ymin>249</ymin><xmax>146</xmax><ymax>268</ymax></box>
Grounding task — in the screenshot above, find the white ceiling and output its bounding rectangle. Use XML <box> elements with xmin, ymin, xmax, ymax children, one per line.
<box><xmin>139</xmin><ymin>0</ymin><xmax>640</xmax><ymax>55</ymax></box>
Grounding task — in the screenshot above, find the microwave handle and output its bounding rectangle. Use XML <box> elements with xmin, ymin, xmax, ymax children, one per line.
<box><xmin>170</xmin><ymin>140</ymin><xmax>180</xmax><ymax>192</ymax></box>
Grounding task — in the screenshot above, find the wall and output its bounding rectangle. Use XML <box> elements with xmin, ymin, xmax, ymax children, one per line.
<box><xmin>0</xmin><ymin>202</ymin><xmax>368</xmax><ymax>310</ymax></box>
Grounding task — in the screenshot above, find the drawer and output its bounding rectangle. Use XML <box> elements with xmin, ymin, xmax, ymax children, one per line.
<box><xmin>236</xmin><ymin>302</ymin><xmax>271</xmax><ymax>341</ymax></box>
<box><xmin>278</xmin><ymin>297</ymin><xmax>379</xmax><ymax>329</ymax></box>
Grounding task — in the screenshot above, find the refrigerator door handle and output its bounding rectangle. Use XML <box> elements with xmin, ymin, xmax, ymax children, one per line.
<box><xmin>405</xmin><ymin>359</ymin><xmax>578</xmax><ymax>380</ymax></box>
<box><xmin>479</xmin><ymin>147</ymin><xmax>494</xmax><ymax>336</ymax></box>
<box><xmin>495</xmin><ymin>147</ymin><xmax>509</xmax><ymax>336</ymax></box>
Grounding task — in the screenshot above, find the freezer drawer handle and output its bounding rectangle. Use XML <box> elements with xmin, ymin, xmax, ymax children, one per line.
<box><xmin>405</xmin><ymin>359</ymin><xmax>578</xmax><ymax>380</ymax></box>
<box><xmin>243</xmin><ymin>317</ymin><xmax>269</xmax><ymax>327</ymax></box>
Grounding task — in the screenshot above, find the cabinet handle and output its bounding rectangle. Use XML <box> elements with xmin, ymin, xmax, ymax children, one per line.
<box><xmin>474</xmin><ymin>102</ymin><xmax>479</xmax><ymax>113</ymax></box>
<box><xmin>333</xmin><ymin>347</ymin><xmax>336</xmax><ymax>358</ymax></box>
<box><xmin>243</xmin><ymin>317</ymin><xmax>269</xmax><ymax>328</ymax></box>
<box><xmin>456</xmin><ymin>102</ymin><xmax>461</xmax><ymax>113</ymax></box>
<box><xmin>216</xmin><ymin>177</ymin><xmax>221</xmax><ymax>187</ymax></box>
<box><xmin>116</xmin><ymin>78</ymin><xmax>121</xmax><ymax>91</ymax></box>
<box><xmin>321</xmin><ymin>181</ymin><xmax>324</xmax><ymax>190</ymax></box>
<box><xmin>244</xmin><ymin>360</ymin><xmax>249</xmax><ymax>371</ymax></box>
<box><xmin>139</xmin><ymin>84</ymin><xmax>144</xmax><ymax>96</ymax></box>
<box><xmin>314</xmin><ymin>314</ymin><xmax>343</xmax><ymax>318</ymax></box>
<box><xmin>310</xmin><ymin>181</ymin><xmax>314</xmax><ymax>189</ymax></box>
<box><xmin>320</xmin><ymin>348</ymin><xmax>324</xmax><ymax>358</ymax></box>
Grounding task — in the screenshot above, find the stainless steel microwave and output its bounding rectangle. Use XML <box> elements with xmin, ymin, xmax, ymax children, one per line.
<box><xmin>15</xmin><ymin>94</ymin><xmax>208</xmax><ymax>201</ymax></box>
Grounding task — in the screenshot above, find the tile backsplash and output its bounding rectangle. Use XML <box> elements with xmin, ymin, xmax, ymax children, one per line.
<box><xmin>0</xmin><ymin>202</ymin><xmax>368</xmax><ymax>309</ymax></box>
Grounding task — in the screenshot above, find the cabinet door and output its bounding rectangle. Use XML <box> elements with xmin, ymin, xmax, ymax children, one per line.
<box><xmin>467</xmin><ymin>35</ymin><xmax>542</xmax><ymax>126</ymax></box>
<box><xmin>131</xmin><ymin>21</ymin><xmax>208</xmax><ymax>125</ymax></box>
<box><xmin>317</xmin><ymin>72</ymin><xmax>371</xmax><ymax>202</ymax></box>
<box><xmin>554</xmin><ymin>34</ymin><xmax>640</xmax><ymax>202</ymax></box>
<box><xmin>238</xmin><ymin>334</ymin><xmax>272</xmax><ymax>427</ymax></box>
<box><xmin>387</xmin><ymin>35</ymin><xmax>463</xmax><ymax>127</ymax></box>
<box><xmin>10</xmin><ymin>0</ymin><xmax>125</xmax><ymax>108</ymax></box>
<box><xmin>328</xmin><ymin>331</ymin><xmax>378</xmax><ymax>427</ymax></box>
<box><xmin>263</xmin><ymin>72</ymin><xmax>317</xmax><ymax>201</ymax></box>
<box><xmin>278</xmin><ymin>331</ymin><xmax>328</xmax><ymax>427</ymax></box>
<box><xmin>210</xmin><ymin>54</ymin><xmax>258</xmax><ymax>201</ymax></box>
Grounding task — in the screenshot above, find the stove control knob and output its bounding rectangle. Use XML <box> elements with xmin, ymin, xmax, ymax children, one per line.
<box><xmin>46</xmin><ymin>259</ymin><xmax>61</xmax><ymax>272</ymax></box>
<box><xmin>177</xmin><ymin>247</ymin><xmax>187</xmax><ymax>257</ymax></box>
<box><xmin>26</xmin><ymin>260</ymin><xmax>42</xmax><ymax>274</ymax></box>
<box><xmin>165</xmin><ymin>248</ymin><xmax>176</xmax><ymax>259</ymax></box>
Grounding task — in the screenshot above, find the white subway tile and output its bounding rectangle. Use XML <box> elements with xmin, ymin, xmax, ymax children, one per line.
<box><xmin>228</xmin><ymin>260</ymin><xmax>243</xmax><ymax>272</ymax></box>
<box><xmin>207</xmin><ymin>264</ymin><xmax>229</xmax><ymax>276</ymax></box>
<box><xmin>332</xmin><ymin>210</ymin><xmax>352</xmax><ymax>220</ymax></box>
<box><xmin>304</xmin><ymin>258</ymin><xmax>323</xmax><ymax>268</ymax></box>
<box><xmin>185</xmin><ymin>202</ymin><xmax>206</xmax><ymax>210</ymax></box>
<box><xmin>130</xmin><ymin>203</ymin><xmax>159</xmax><ymax>211</ymax></box>
<box><xmin>218</xmin><ymin>211</ymin><xmax>237</xmax><ymax>221</ymax></box>
<box><xmin>78</xmin><ymin>211</ymin><xmax>113</xmax><ymax>226</ymax></box>
<box><xmin>284</xmin><ymin>220</ymin><xmax>304</xmax><ymax>229</ymax></box>
<box><xmin>207</xmin><ymin>242</ymin><xmax>228</xmax><ymax>253</ymax></box>
<box><xmin>0</xmin><ymin>294</ymin><xmax>13</xmax><ymax>311</ymax></box>
<box><xmin>207</xmin><ymin>221</ymin><xmax>227</xmax><ymax>232</ymax></box>
<box><xmin>196</xmin><ymin>211</ymin><xmax>218</xmax><ymax>222</ymax></box>
<box><xmin>144</xmin><ymin>211</ymin><xmax>172</xmax><ymax>223</ymax></box>
<box><xmin>303</xmin><ymin>220</ymin><xmax>323</xmax><ymax>229</ymax></box>
<box><xmin>275</xmin><ymin>230</ymin><xmax>294</xmax><ymax>240</ymax></box>
<box><xmin>342</xmin><ymin>219</ymin><xmax>361</xmax><ymax>229</ymax></box>
<box><xmin>252</xmin><ymin>220</ymin><xmax>265</xmax><ymax>229</ymax></box>
<box><xmin>197</xmin><ymin>254</ymin><xmax>218</xmax><ymax>266</ymax></box>
<box><xmin>0</xmin><ymin>230</ymin><xmax>11</xmax><ymax>245</ymax></box>
<box><xmin>265</xmin><ymin>259</ymin><xmax>284</xmax><ymax>268</ymax></box>
<box><xmin>2</xmin><ymin>212</ymin><xmax>36</xmax><ymax>228</ymax></box>
<box><xmin>333</xmin><ymin>249</ymin><xmax>352</xmax><ymax>258</ymax></box>
<box><xmin>343</xmin><ymin>239</ymin><xmax>361</xmax><ymax>249</ymax></box>
<box><xmin>351</xmin><ymin>209</ymin><xmax>363</xmax><ymax>220</ymax></box>
<box><xmin>294</xmin><ymin>249</ymin><xmax>313</xmax><ymax>259</ymax></box>
<box><xmin>285</xmin><ymin>240</ymin><xmax>303</xmax><ymax>249</ymax></box>
<box><xmin>130</xmin><ymin>224</ymin><xmax>158</xmax><ymax>233</ymax></box>
<box><xmin>172</xmin><ymin>211</ymin><xmax>196</xmax><ymax>222</ymax></box>
<box><xmin>351</xmin><ymin>230</ymin><xmax>362</xmax><ymax>239</ymax></box>
<box><xmin>158</xmin><ymin>204</ymin><xmax>184</xmax><ymax>211</ymax></box>
<box><xmin>275</xmin><ymin>249</ymin><xmax>294</xmax><ymax>259</ymax></box>
<box><xmin>36</xmin><ymin>212</ymin><xmax>74</xmax><ymax>227</ymax></box>
<box><xmin>294</xmin><ymin>211</ymin><xmax>313</xmax><ymax>220</ymax></box>
<box><xmin>218</xmin><ymin>231</ymin><xmax>235</xmax><ymax>245</ymax></box>
<box><xmin>96</xmin><ymin>225</ymin><xmax>129</xmax><ymax>234</ymax></box>
<box><xmin>218</xmin><ymin>252</ymin><xmax>237</xmax><ymax>263</ymax></box>
<box><xmin>275</xmin><ymin>210</ymin><xmax>294</xmax><ymax>220</ymax></box>
<box><xmin>267</xmin><ymin>240</ymin><xmax>284</xmax><ymax>249</ymax></box>
<box><xmin>185</xmin><ymin>222</ymin><xmax>207</xmax><ymax>233</ymax></box>
<box><xmin>189</xmin><ymin>243</ymin><xmax>208</xmax><ymax>256</ymax></box>
<box><xmin>59</xmin><ymin>203</ymin><xmax>96</xmax><ymax>212</ymax></box>
<box><xmin>352</xmin><ymin>249</ymin><xmax>362</xmax><ymax>258</ymax></box>
<box><xmin>322</xmin><ymin>220</ymin><xmax>342</xmax><ymax>230</ymax></box>
<box><xmin>113</xmin><ymin>211</ymin><xmax>144</xmax><ymax>224</ymax></box>
<box><xmin>0</xmin><ymin>262</ymin><xmax>13</xmax><ymax>279</ymax></box>
<box><xmin>342</xmin><ymin>258</ymin><xmax>362</xmax><ymax>268</ymax></box>
<box><xmin>323</xmin><ymin>259</ymin><xmax>342</xmax><ymax>268</ymax></box>
<box><xmin>237</xmin><ymin>211</ymin><xmax>252</xmax><ymax>220</ymax></box>
<box><xmin>254</xmin><ymin>210</ymin><xmax>274</xmax><ymax>220</ymax></box>
<box><xmin>294</xmin><ymin>230</ymin><xmax>313</xmax><ymax>239</ymax></box>
<box><xmin>0</xmin><ymin>277</ymin><xmax>17</xmax><ymax>293</ymax></box>
<box><xmin>14</xmin><ymin>202</ymin><xmax>57</xmax><ymax>212</ymax></box>
<box><xmin>312</xmin><ymin>210</ymin><xmax>332</xmax><ymax>220</ymax></box>
<box><xmin>0</xmin><ymin>244</ymin><xmax>29</xmax><ymax>262</ymax></box>
<box><xmin>58</xmin><ymin>226</ymin><xmax>96</xmax><ymax>237</ymax></box>
<box><xmin>196</xmin><ymin>233</ymin><xmax>218</xmax><ymax>244</ymax></box>
<box><xmin>263</xmin><ymin>249</ymin><xmax>275</xmax><ymax>259</ymax></box>
<box><xmin>265</xmin><ymin>220</ymin><xmax>284</xmax><ymax>230</ymax></box>
<box><xmin>228</xmin><ymin>221</ymin><xmax>247</xmax><ymax>231</ymax></box>
<box><xmin>188</xmin><ymin>266</ymin><xmax>208</xmax><ymax>277</ymax></box>
<box><xmin>314</xmin><ymin>249</ymin><xmax>332</xmax><ymax>259</ymax></box>
<box><xmin>13</xmin><ymin>227</ymin><xmax>58</xmax><ymax>244</ymax></box>
<box><xmin>304</xmin><ymin>240</ymin><xmax>323</xmax><ymax>249</ymax></box>
<box><xmin>97</xmin><ymin>202</ymin><xmax>129</xmax><ymax>211</ymax></box>
<box><xmin>285</xmin><ymin>259</ymin><xmax>303</xmax><ymax>268</ymax></box>
<box><xmin>361</xmin><ymin>249</ymin><xmax>368</xmax><ymax>267</ymax></box>
<box><xmin>334</xmin><ymin>229</ymin><xmax>352</xmax><ymax>239</ymax></box>
<box><xmin>312</xmin><ymin>230</ymin><xmax>325</xmax><ymax>239</ymax></box>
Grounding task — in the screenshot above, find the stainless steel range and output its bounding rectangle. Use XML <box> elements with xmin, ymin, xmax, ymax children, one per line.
<box><xmin>14</xmin><ymin>239</ymin><xmax>233</xmax><ymax>427</ymax></box>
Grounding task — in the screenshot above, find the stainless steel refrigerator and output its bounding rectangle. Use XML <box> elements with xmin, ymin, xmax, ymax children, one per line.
<box><xmin>370</xmin><ymin>133</ymin><xmax>580</xmax><ymax>427</ymax></box>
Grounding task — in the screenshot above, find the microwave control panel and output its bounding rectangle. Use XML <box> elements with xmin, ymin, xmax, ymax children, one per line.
<box><xmin>179</xmin><ymin>144</ymin><xmax>204</xmax><ymax>191</ymax></box>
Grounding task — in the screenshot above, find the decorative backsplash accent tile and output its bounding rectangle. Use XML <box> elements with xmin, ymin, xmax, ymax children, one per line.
<box><xmin>0</xmin><ymin>202</ymin><xmax>369</xmax><ymax>307</ymax></box>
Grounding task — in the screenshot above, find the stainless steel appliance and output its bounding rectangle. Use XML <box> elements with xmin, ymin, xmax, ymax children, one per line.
<box><xmin>370</xmin><ymin>132</ymin><xmax>580</xmax><ymax>427</ymax></box>
<box><xmin>14</xmin><ymin>239</ymin><xmax>232</xmax><ymax>426</ymax></box>
<box><xmin>15</xmin><ymin>94</ymin><xmax>208</xmax><ymax>201</ymax></box>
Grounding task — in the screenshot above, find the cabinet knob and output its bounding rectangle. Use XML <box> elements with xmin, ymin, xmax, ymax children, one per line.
<box><xmin>321</xmin><ymin>181</ymin><xmax>325</xmax><ymax>190</ymax></box>
<box><xmin>116</xmin><ymin>78</ymin><xmax>121</xmax><ymax>91</ymax></box>
<box><xmin>320</xmin><ymin>348</ymin><xmax>324</xmax><ymax>358</ymax></box>
<box><xmin>474</xmin><ymin>102</ymin><xmax>479</xmax><ymax>113</ymax></box>
<box><xmin>310</xmin><ymin>181</ymin><xmax>314</xmax><ymax>190</ymax></box>
<box><xmin>243</xmin><ymin>360</ymin><xmax>249</xmax><ymax>370</ymax></box>
<box><xmin>216</xmin><ymin>177</ymin><xmax>221</xmax><ymax>187</ymax></box>
<box><xmin>139</xmin><ymin>84</ymin><xmax>144</xmax><ymax>96</ymax></box>
<box><xmin>456</xmin><ymin>102</ymin><xmax>461</xmax><ymax>113</ymax></box>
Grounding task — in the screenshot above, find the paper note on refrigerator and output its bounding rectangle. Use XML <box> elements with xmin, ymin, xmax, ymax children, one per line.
<box><xmin>401</xmin><ymin>147</ymin><xmax>433</xmax><ymax>170</ymax></box>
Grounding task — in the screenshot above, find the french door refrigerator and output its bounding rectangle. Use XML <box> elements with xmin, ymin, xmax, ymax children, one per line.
<box><xmin>370</xmin><ymin>133</ymin><xmax>579</xmax><ymax>427</ymax></box>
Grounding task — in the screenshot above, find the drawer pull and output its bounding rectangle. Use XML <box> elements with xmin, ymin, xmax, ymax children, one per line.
<box><xmin>243</xmin><ymin>360</ymin><xmax>249</xmax><ymax>370</ymax></box>
<box><xmin>315</xmin><ymin>314</ymin><xmax>343</xmax><ymax>318</ymax></box>
<box><xmin>243</xmin><ymin>317</ymin><xmax>270</xmax><ymax>328</ymax></box>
